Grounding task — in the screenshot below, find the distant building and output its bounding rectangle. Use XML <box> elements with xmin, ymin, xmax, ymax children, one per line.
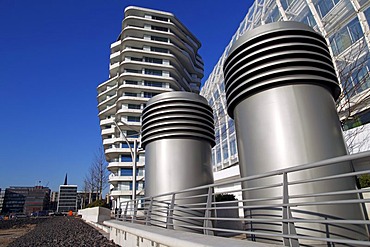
<box><xmin>0</xmin><ymin>188</ymin><xmax>5</xmax><ymax>214</ymax></box>
<box><xmin>49</xmin><ymin>191</ymin><xmax>59</xmax><ymax>212</ymax></box>
<box><xmin>24</xmin><ymin>186</ymin><xmax>50</xmax><ymax>215</ymax></box>
<box><xmin>57</xmin><ymin>185</ymin><xmax>77</xmax><ymax>212</ymax></box>
<box><xmin>2</xmin><ymin>186</ymin><xmax>50</xmax><ymax>214</ymax></box>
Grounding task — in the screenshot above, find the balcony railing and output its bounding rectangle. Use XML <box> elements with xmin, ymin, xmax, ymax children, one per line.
<box><xmin>115</xmin><ymin>151</ymin><xmax>370</xmax><ymax>246</ymax></box>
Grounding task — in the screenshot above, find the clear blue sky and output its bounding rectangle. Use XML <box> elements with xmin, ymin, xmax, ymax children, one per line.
<box><xmin>0</xmin><ymin>0</ymin><xmax>253</xmax><ymax>192</ymax></box>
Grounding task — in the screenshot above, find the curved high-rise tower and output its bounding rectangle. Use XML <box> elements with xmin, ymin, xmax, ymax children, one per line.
<box><xmin>97</xmin><ymin>6</ymin><xmax>204</xmax><ymax>209</ymax></box>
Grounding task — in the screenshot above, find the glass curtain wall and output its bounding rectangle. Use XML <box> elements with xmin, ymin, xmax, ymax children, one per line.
<box><xmin>200</xmin><ymin>0</ymin><xmax>370</xmax><ymax>171</ymax></box>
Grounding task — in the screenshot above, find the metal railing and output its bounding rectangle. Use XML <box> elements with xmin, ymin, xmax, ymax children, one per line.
<box><xmin>115</xmin><ymin>151</ymin><xmax>370</xmax><ymax>246</ymax></box>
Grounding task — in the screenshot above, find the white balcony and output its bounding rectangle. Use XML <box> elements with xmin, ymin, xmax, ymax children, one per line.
<box><xmin>109</xmin><ymin>62</ymin><xmax>119</xmax><ymax>76</ymax></box>
<box><xmin>100</xmin><ymin>118</ymin><xmax>114</xmax><ymax>126</ymax></box>
<box><xmin>116</xmin><ymin>108</ymin><xmax>142</xmax><ymax>115</ymax></box>
<box><xmin>109</xmin><ymin>176</ymin><xmax>133</xmax><ymax>183</ymax></box>
<box><xmin>110</xmin><ymin>40</ymin><xmax>121</xmax><ymax>52</ymax></box>
<box><xmin>101</xmin><ymin>128</ymin><xmax>115</xmax><ymax>135</ymax></box>
<box><xmin>98</xmin><ymin>104</ymin><xmax>115</xmax><ymax>117</ymax></box>
<box><xmin>107</xmin><ymin>162</ymin><xmax>127</xmax><ymax>171</ymax></box>
<box><xmin>110</xmin><ymin>190</ymin><xmax>132</xmax><ymax>197</ymax></box>
<box><xmin>105</xmin><ymin>147</ymin><xmax>132</xmax><ymax>155</ymax></box>
<box><xmin>110</xmin><ymin>51</ymin><xmax>121</xmax><ymax>61</ymax></box>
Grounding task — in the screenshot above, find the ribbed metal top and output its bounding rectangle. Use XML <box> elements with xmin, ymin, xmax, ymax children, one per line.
<box><xmin>223</xmin><ymin>21</ymin><xmax>340</xmax><ymax>118</ymax></box>
<box><xmin>141</xmin><ymin>92</ymin><xmax>215</xmax><ymax>148</ymax></box>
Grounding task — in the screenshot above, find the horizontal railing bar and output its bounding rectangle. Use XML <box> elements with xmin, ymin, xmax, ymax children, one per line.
<box><xmin>289</xmin><ymin>188</ymin><xmax>370</xmax><ymax>199</ymax></box>
<box><xmin>288</xmin><ymin>170</ymin><xmax>370</xmax><ymax>186</ymax></box>
<box><xmin>288</xmin><ymin>198</ymin><xmax>370</xmax><ymax>207</ymax></box>
<box><xmin>239</xmin><ymin>182</ymin><xmax>283</xmax><ymax>193</ymax></box>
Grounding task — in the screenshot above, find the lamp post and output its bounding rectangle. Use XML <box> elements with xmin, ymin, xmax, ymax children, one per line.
<box><xmin>112</xmin><ymin>118</ymin><xmax>138</xmax><ymax>204</ymax></box>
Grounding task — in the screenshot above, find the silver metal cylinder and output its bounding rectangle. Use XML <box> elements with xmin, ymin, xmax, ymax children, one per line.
<box><xmin>224</xmin><ymin>22</ymin><xmax>367</xmax><ymax>243</ymax></box>
<box><xmin>141</xmin><ymin>91</ymin><xmax>215</xmax><ymax>230</ymax></box>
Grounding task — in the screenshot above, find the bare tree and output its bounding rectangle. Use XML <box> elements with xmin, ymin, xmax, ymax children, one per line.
<box><xmin>84</xmin><ymin>147</ymin><xmax>109</xmax><ymax>201</ymax></box>
<box><xmin>333</xmin><ymin>31</ymin><xmax>370</xmax><ymax>153</ymax></box>
<box><xmin>92</xmin><ymin>146</ymin><xmax>109</xmax><ymax>200</ymax></box>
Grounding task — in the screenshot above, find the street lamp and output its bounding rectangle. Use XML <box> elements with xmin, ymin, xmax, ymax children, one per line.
<box><xmin>112</xmin><ymin>118</ymin><xmax>139</xmax><ymax>203</ymax></box>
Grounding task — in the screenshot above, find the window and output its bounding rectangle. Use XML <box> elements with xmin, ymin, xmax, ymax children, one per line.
<box><xmin>216</xmin><ymin>146</ymin><xmax>221</xmax><ymax>164</ymax></box>
<box><xmin>128</xmin><ymin>104</ymin><xmax>141</xmax><ymax>109</ymax></box>
<box><xmin>219</xmin><ymin>81</ymin><xmax>225</xmax><ymax>92</ymax></box>
<box><xmin>121</xmin><ymin>155</ymin><xmax>132</xmax><ymax>162</ymax></box>
<box><xmin>301</xmin><ymin>10</ymin><xmax>317</xmax><ymax>28</ymax></box>
<box><xmin>127</xmin><ymin>130</ymin><xmax>139</xmax><ymax>138</ymax></box>
<box><xmin>315</xmin><ymin>0</ymin><xmax>339</xmax><ymax>18</ymax></box>
<box><xmin>127</xmin><ymin>116</ymin><xmax>140</xmax><ymax>122</ymax></box>
<box><xmin>151</xmin><ymin>47</ymin><xmax>169</xmax><ymax>53</ymax></box>
<box><xmin>222</xmin><ymin>141</ymin><xmax>229</xmax><ymax>160</ymax></box>
<box><xmin>120</xmin><ymin>168</ymin><xmax>133</xmax><ymax>176</ymax></box>
<box><xmin>144</xmin><ymin>80</ymin><xmax>162</xmax><ymax>87</ymax></box>
<box><xmin>137</xmin><ymin>181</ymin><xmax>145</xmax><ymax>190</ymax></box>
<box><xmin>230</xmin><ymin>136</ymin><xmax>237</xmax><ymax>156</ymax></box>
<box><xmin>228</xmin><ymin>118</ymin><xmax>235</xmax><ymax>135</ymax></box>
<box><xmin>209</xmin><ymin>98</ymin><xmax>214</xmax><ymax>107</ymax></box>
<box><xmin>365</xmin><ymin>6</ymin><xmax>370</xmax><ymax>26</ymax></box>
<box><xmin>143</xmin><ymin>92</ymin><xmax>159</xmax><ymax>98</ymax></box>
<box><xmin>280</xmin><ymin>0</ymin><xmax>295</xmax><ymax>10</ymax></box>
<box><xmin>124</xmin><ymin>92</ymin><xmax>137</xmax><ymax>97</ymax></box>
<box><xmin>213</xmin><ymin>89</ymin><xmax>220</xmax><ymax>100</ymax></box>
<box><xmin>151</xmin><ymin>36</ymin><xmax>168</xmax><ymax>42</ymax></box>
<box><xmin>130</xmin><ymin>57</ymin><xmax>142</xmax><ymax>62</ymax></box>
<box><xmin>330</xmin><ymin>18</ymin><xmax>363</xmax><ymax>55</ymax></box>
<box><xmin>126</xmin><ymin>69</ymin><xmax>141</xmax><ymax>74</ymax></box>
<box><xmin>137</xmin><ymin>168</ymin><xmax>145</xmax><ymax>176</ymax></box>
<box><xmin>221</xmin><ymin>124</ymin><xmax>227</xmax><ymax>141</ymax></box>
<box><xmin>151</xmin><ymin>26</ymin><xmax>168</xmax><ymax>32</ymax></box>
<box><xmin>215</xmin><ymin>128</ymin><xmax>220</xmax><ymax>145</ymax></box>
<box><xmin>121</xmin><ymin>142</ymin><xmax>134</xmax><ymax>148</ymax></box>
<box><xmin>341</xmin><ymin>56</ymin><xmax>370</xmax><ymax>96</ymax></box>
<box><xmin>145</xmin><ymin>69</ymin><xmax>162</xmax><ymax>76</ymax></box>
<box><xmin>152</xmin><ymin>15</ymin><xmax>168</xmax><ymax>22</ymax></box>
<box><xmin>265</xmin><ymin>7</ymin><xmax>281</xmax><ymax>24</ymax></box>
<box><xmin>125</xmin><ymin>80</ymin><xmax>138</xmax><ymax>85</ymax></box>
<box><xmin>145</xmin><ymin>57</ymin><xmax>163</xmax><ymax>64</ymax></box>
<box><xmin>118</xmin><ymin>182</ymin><xmax>131</xmax><ymax>190</ymax></box>
<box><xmin>211</xmin><ymin>150</ymin><xmax>216</xmax><ymax>167</ymax></box>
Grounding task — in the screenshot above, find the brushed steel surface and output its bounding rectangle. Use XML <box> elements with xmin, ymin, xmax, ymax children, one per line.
<box><xmin>141</xmin><ymin>91</ymin><xmax>215</xmax><ymax>231</ymax></box>
<box><xmin>224</xmin><ymin>22</ymin><xmax>368</xmax><ymax>243</ymax></box>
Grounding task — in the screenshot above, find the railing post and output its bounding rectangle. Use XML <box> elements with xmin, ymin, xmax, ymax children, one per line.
<box><xmin>325</xmin><ymin>217</ymin><xmax>332</xmax><ymax>247</ymax></box>
<box><xmin>132</xmin><ymin>200</ymin><xmax>137</xmax><ymax>223</ymax></box>
<box><xmin>203</xmin><ymin>187</ymin><xmax>214</xmax><ymax>236</ymax></box>
<box><xmin>145</xmin><ymin>197</ymin><xmax>153</xmax><ymax>226</ymax></box>
<box><xmin>166</xmin><ymin>194</ymin><xmax>175</xmax><ymax>229</ymax></box>
<box><xmin>123</xmin><ymin>201</ymin><xmax>128</xmax><ymax>221</ymax></box>
<box><xmin>282</xmin><ymin>172</ymin><xmax>299</xmax><ymax>247</ymax></box>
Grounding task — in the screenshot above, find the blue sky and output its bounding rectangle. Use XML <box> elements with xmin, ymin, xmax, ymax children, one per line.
<box><xmin>0</xmin><ymin>0</ymin><xmax>252</xmax><ymax>192</ymax></box>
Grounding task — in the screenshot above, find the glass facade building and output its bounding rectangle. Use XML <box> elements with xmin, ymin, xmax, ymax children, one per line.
<box><xmin>2</xmin><ymin>186</ymin><xmax>50</xmax><ymax>215</ymax></box>
<box><xmin>201</xmin><ymin>0</ymin><xmax>370</xmax><ymax>172</ymax></box>
<box><xmin>57</xmin><ymin>185</ymin><xmax>77</xmax><ymax>212</ymax></box>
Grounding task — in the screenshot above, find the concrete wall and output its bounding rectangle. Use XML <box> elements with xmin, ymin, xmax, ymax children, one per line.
<box><xmin>78</xmin><ymin>206</ymin><xmax>111</xmax><ymax>223</ymax></box>
<box><xmin>104</xmin><ymin>220</ymin><xmax>280</xmax><ymax>247</ymax></box>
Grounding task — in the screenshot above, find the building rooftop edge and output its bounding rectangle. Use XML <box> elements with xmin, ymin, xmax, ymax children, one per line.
<box><xmin>123</xmin><ymin>6</ymin><xmax>201</xmax><ymax>47</ymax></box>
<box><xmin>124</xmin><ymin>6</ymin><xmax>175</xmax><ymax>18</ymax></box>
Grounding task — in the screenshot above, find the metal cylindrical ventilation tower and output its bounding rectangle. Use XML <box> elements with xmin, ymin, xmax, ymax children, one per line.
<box><xmin>141</xmin><ymin>91</ymin><xmax>215</xmax><ymax>230</ymax></box>
<box><xmin>223</xmin><ymin>22</ymin><xmax>367</xmax><ymax>243</ymax></box>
